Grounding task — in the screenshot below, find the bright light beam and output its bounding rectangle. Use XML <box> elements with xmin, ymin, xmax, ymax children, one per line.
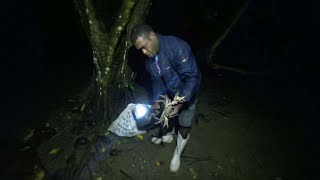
<box><xmin>135</xmin><ymin>104</ymin><xmax>148</xmax><ymax>119</ymax></box>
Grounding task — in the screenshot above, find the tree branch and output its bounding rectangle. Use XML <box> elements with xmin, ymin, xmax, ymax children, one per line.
<box><xmin>208</xmin><ymin>0</ymin><xmax>251</xmax><ymax>65</ymax></box>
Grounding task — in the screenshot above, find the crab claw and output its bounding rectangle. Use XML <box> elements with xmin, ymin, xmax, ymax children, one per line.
<box><xmin>159</xmin><ymin>94</ymin><xmax>168</xmax><ymax>99</ymax></box>
<box><xmin>162</xmin><ymin>116</ymin><xmax>169</xmax><ymax>128</ymax></box>
<box><xmin>163</xmin><ymin>119</ymin><xmax>169</xmax><ymax>128</ymax></box>
<box><xmin>153</xmin><ymin>116</ymin><xmax>160</xmax><ymax>121</ymax></box>
<box><xmin>154</xmin><ymin>100</ymin><xmax>165</xmax><ymax>103</ymax></box>
<box><xmin>153</xmin><ymin>110</ymin><xmax>161</xmax><ymax>116</ymax></box>
<box><xmin>155</xmin><ymin>119</ymin><xmax>162</xmax><ymax>124</ymax></box>
<box><xmin>163</xmin><ymin>122</ymin><xmax>169</xmax><ymax>128</ymax></box>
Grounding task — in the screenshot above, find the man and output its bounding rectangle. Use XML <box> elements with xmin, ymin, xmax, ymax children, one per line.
<box><xmin>130</xmin><ymin>24</ymin><xmax>201</xmax><ymax>172</ymax></box>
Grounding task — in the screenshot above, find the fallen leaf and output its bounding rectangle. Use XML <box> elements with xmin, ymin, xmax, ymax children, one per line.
<box><xmin>155</xmin><ymin>161</ymin><xmax>160</xmax><ymax>166</ymax></box>
<box><xmin>20</xmin><ymin>146</ymin><xmax>31</xmax><ymax>152</ymax></box>
<box><xmin>23</xmin><ymin>129</ymin><xmax>35</xmax><ymax>141</ymax></box>
<box><xmin>189</xmin><ymin>168</ymin><xmax>198</xmax><ymax>179</ymax></box>
<box><xmin>34</xmin><ymin>170</ymin><xmax>45</xmax><ymax>180</ymax></box>
<box><xmin>49</xmin><ymin>148</ymin><xmax>60</xmax><ymax>155</ymax></box>
<box><xmin>136</xmin><ymin>134</ymin><xmax>144</xmax><ymax>140</ymax></box>
<box><xmin>96</xmin><ymin>177</ymin><xmax>102</xmax><ymax>180</ymax></box>
<box><xmin>81</xmin><ymin>104</ymin><xmax>86</xmax><ymax>112</ymax></box>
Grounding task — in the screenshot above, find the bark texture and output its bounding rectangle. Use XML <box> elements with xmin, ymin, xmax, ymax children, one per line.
<box><xmin>73</xmin><ymin>0</ymin><xmax>151</xmax><ymax>126</ymax></box>
<box><xmin>37</xmin><ymin>0</ymin><xmax>151</xmax><ymax>178</ymax></box>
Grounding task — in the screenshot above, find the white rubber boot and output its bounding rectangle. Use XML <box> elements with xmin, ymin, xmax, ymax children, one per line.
<box><xmin>151</xmin><ymin>128</ymin><xmax>175</xmax><ymax>144</ymax></box>
<box><xmin>161</xmin><ymin>134</ymin><xmax>173</xmax><ymax>143</ymax></box>
<box><xmin>151</xmin><ymin>137</ymin><xmax>162</xmax><ymax>144</ymax></box>
<box><xmin>151</xmin><ymin>134</ymin><xmax>173</xmax><ymax>144</ymax></box>
<box><xmin>170</xmin><ymin>131</ymin><xmax>189</xmax><ymax>172</ymax></box>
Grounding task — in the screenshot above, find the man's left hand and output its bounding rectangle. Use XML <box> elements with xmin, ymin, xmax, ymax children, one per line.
<box><xmin>169</xmin><ymin>103</ymin><xmax>184</xmax><ymax>118</ymax></box>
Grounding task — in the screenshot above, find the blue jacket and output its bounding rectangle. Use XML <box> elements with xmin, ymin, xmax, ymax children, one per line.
<box><xmin>145</xmin><ymin>34</ymin><xmax>201</xmax><ymax>105</ymax></box>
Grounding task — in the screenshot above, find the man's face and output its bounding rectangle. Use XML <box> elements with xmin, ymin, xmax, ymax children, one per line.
<box><xmin>134</xmin><ymin>32</ymin><xmax>159</xmax><ymax>58</ymax></box>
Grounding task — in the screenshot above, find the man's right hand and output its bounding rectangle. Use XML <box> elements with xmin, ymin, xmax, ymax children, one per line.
<box><xmin>152</xmin><ymin>102</ymin><xmax>161</xmax><ymax>110</ymax></box>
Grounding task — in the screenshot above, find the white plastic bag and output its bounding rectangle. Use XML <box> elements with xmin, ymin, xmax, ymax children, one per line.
<box><xmin>108</xmin><ymin>103</ymin><xmax>147</xmax><ymax>137</ymax></box>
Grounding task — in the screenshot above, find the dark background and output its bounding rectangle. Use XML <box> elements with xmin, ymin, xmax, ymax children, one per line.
<box><xmin>2</xmin><ymin>0</ymin><xmax>92</xmax><ymax>138</ymax></box>
<box><xmin>1</xmin><ymin>0</ymin><xmax>319</xmax><ymax>152</ymax></box>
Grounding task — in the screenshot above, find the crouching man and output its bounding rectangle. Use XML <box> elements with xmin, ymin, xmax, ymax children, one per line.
<box><xmin>130</xmin><ymin>24</ymin><xmax>201</xmax><ymax>172</ymax></box>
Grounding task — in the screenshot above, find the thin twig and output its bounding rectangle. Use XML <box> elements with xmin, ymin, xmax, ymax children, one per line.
<box><xmin>182</xmin><ymin>155</ymin><xmax>212</xmax><ymax>165</ymax></box>
<box><xmin>208</xmin><ymin>0</ymin><xmax>251</xmax><ymax>65</ymax></box>
<box><xmin>212</xmin><ymin>109</ymin><xmax>229</xmax><ymax>119</ymax></box>
<box><xmin>120</xmin><ymin>169</ymin><xmax>135</xmax><ymax>180</ymax></box>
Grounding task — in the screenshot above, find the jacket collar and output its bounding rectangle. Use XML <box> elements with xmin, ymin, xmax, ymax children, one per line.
<box><xmin>156</xmin><ymin>33</ymin><xmax>164</xmax><ymax>56</ymax></box>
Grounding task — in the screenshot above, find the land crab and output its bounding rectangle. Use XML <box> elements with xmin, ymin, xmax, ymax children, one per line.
<box><xmin>148</xmin><ymin>92</ymin><xmax>186</xmax><ymax>128</ymax></box>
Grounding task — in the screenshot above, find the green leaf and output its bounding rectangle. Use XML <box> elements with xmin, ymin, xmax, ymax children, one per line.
<box><xmin>128</xmin><ymin>83</ymin><xmax>135</xmax><ymax>91</ymax></box>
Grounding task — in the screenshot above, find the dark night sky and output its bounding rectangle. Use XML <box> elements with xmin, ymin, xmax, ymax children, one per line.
<box><xmin>1</xmin><ymin>0</ymin><xmax>319</xmax><ymax>142</ymax></box>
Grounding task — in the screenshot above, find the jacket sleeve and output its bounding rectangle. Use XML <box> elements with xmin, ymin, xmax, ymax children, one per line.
<box><xmin>169</xmin><ymin>39</ymin><xmax>201</xmax><ymax>103</ymax></box>
<box><xmin>145</xmin><ymin>60</ymin><xmax>167</xmax><ymax>102</ymax></box>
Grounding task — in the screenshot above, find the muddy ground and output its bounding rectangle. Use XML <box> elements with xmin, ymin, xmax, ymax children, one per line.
<box><xmin>1</xmin><ymin>71</ymin><xmax>318</xmax><ymax>180</ymax></box>
<box><xmin>98</xmin><ymin>73</ymin><xmax>318</xmax><ymax>180</ymax></box>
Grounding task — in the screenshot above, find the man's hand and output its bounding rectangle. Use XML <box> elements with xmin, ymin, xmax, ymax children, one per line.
<box><xmin>169</xmin><ymin>103</ymin><xmax>184</xmax><ymax>118</ymax></box>
<box><xmin>152</xmin><ymin>102</ymin><xmax>161</xmax><ymax>110</ymax></box>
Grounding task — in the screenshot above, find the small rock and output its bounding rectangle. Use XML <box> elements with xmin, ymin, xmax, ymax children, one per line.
<box><xmin>74</xmin><ymin>137</ymin><xmax>89</xmax><ymax>148</ymax></box>
<box><xmin>109</xmin><ymin>149</ymin><xmax>119</xmax><ymax>156</ymax></box>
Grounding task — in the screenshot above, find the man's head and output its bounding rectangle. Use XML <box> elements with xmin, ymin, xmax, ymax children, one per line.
<box><xmin>130</xmin><ymin>24</ymin><xmax>159</xmax><ymax>58</ymax></box>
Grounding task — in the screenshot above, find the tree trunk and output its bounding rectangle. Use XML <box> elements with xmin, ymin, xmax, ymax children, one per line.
<box><xmin>73</xmin><ymin>0</ymin><xmax>151</xmax><ymax>132</ymax></box>
<box><xmin>36</xmin><ymin>0</ymin><xmax>151</xmax><ymax>177</ymax></box>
